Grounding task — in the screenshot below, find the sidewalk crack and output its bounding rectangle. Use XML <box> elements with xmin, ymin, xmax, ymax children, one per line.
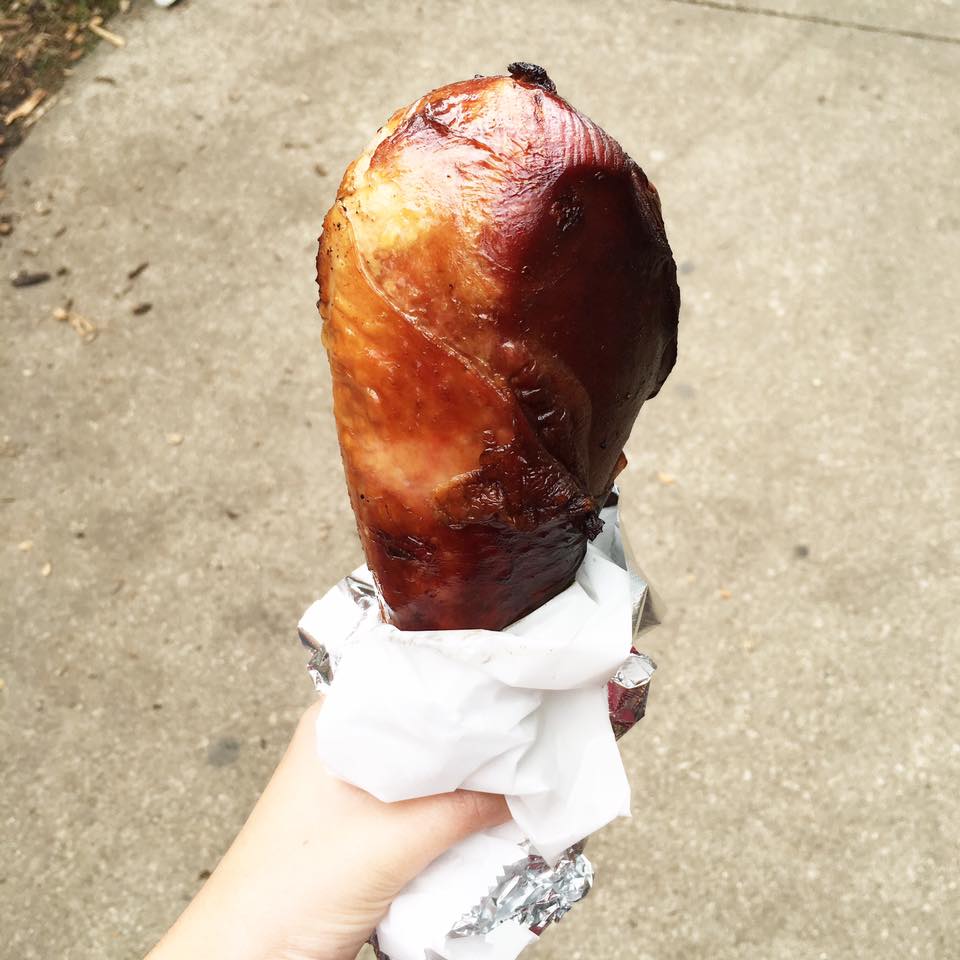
<box><xmin>662</xmin><ymin>0</ymin><xmax>960</xmax><ymax>46</ymax></box>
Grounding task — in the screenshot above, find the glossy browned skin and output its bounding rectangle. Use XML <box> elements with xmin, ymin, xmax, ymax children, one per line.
<box><xmin>317</xmin><ymin>65</ymin><xmax>679</xmax><ymax>631</ymax></box>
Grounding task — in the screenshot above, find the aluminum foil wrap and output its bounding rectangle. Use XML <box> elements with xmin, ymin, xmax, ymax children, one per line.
<box><xmin>448</xmin><ymin>840</ymin><xmax>591</xmax><ymax>938</ymax></box>
<box><xmin>299</xmin><ymin>493</ymin><xmax>661</xmax><ymax>959</ymax></box>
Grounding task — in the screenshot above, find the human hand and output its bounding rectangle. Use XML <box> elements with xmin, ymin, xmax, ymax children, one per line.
<box><xmin>147</xmin><ymin>700</ymin><xmax>509</xmax><ymax>960</ymax></box>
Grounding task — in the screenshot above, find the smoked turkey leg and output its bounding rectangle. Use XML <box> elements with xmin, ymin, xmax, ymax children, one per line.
<box><xmin>317</xmin><ymin>63</ymin><xmax>680</xmax><ymax>631</ymax></box>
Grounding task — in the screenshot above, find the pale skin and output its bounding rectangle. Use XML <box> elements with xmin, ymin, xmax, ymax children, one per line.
<box><xmin>147</xmin><ymin>700</ymin><xmax>509</xmax><ymax>960</ymax></box>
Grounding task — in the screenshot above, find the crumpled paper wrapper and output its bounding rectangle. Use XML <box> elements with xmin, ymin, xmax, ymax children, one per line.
<box><xmin>297</xmin><ymin>494</ymin><xmax>660</xmax><ymax>960</ymax></box>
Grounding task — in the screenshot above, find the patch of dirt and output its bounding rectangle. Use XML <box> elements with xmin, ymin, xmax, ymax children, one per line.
<box><xmin>0</xmin><ymin>0</ymin><xmax>128</xmax><ymax>167</ymax></box>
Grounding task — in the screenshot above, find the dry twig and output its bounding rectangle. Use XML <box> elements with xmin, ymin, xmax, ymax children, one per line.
<box><xmin>87</xmin><ymin>17</ymin><xmax>125</xmax><ymax>48</ymax></box>
<box><xmin>4</xmin><ymin>88</ymin><xmax>45</xmax><ymax>125</ymax></box>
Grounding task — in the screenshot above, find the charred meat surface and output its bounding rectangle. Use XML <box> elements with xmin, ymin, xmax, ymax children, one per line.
<box><xmin>318</xmin><ymin>66</ymin><xmax>679</xmax><ymax>630</ymax></box>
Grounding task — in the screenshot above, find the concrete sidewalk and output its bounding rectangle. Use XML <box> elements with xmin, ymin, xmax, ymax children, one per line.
<box><xmin>2</xmin><ymin>2</ymin><xmax>958</xmax><ymax>958</ymax></box>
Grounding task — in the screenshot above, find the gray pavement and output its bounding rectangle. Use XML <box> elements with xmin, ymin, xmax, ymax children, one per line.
<box><xmin>1</xmin><ymin>1</ymin><xmax>958</xmax><ymax>958</ymax></box>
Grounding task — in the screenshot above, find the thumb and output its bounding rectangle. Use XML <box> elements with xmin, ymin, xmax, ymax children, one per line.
<box><xmin>360</xmin><ymin>789</ymin><xmax>511</xmax><ymax>905</ymax></box>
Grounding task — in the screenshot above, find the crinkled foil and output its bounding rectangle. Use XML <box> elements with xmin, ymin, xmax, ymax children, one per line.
<box><xmin>299</xmin><ymin>574</ymin><xmax>375</xmax><ymax>691</ymax></box>
<box><xmin>608</xmin><ymin>651</ymin><xmax>656</xmax><ymax>740</ymax></box>
<box><xmin>449</xmin><ymin>840</ymin><xmax>592</xmax><ymax>939</ymax></box>
<box><xmin>302</xmin><ymin>493</ymin><xmax>660</xmax><ymax>959</ymax></box>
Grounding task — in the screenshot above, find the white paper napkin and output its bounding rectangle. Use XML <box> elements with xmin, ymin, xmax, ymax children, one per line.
<box><xmin>298</xmin><ymin>531</ymin><xmax>635</xmax><ymax>960</ymax></box>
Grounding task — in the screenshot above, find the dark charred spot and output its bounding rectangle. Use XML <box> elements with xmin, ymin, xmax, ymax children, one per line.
<box><xmin>551</xmin><ymin>192</ymin><xmax>583</xmax><ymax>232</ymax></box>
<box><xmin>372</xmin><ymin>529</ymin><xmax>434</xmax><ymax>563</ymax></box>
<box><xmin>507</xmin><ymin>62</ymin><xmax>557</xmax><ymax>95</ymax></box>
<box><xmin>583</xmin><ymin>509</ymin><xmax>604</xmax><ymax>541</ymax></box>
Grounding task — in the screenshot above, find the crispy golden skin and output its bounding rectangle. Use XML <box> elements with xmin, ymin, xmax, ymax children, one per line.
<box><xmin>318</xmin><ymin>64</ymin><xmax>679</xmax><ymax>631</ymax></box>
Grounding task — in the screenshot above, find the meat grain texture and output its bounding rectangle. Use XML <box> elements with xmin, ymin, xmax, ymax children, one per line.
<box><xmin>318</xmin><ymin>63</ymin><xmax>680</xmax><ymax>631</ymax></box>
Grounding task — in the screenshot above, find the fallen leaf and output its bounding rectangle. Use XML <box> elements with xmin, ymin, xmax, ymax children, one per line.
<box><xmin>718</xmin><ymin>589</ymin><xmax>732</xmax><ymax>600</ymax></box>
<box><xmin>52</xmin><ymin>304</ymin><xmax>96</xmax><ymax>341</ymax></box>
<box><xmin>656</xmin><ymin>471</ymin><xmax>676</xmax><ymax>486</ymax></box>
<box><xmin>69</xmin><ymin>312</ymin><xmax>97</xmax><ymax>341</ymax></box>
<box><xmin>166</xmin><ymin>433</ymin><xmax>184</xmax><ymax>446</ymax></box>
<box><xmin>4</xmin><ymin>88</ymin><xmax>46</xmax><ymax>125</ymax></box>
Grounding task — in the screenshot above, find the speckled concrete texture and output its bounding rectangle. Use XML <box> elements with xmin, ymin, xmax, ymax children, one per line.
<box><xmin>1</xmin><ymin>2</ymin><xmax>958</xmax><ymax>959</ymax></box>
